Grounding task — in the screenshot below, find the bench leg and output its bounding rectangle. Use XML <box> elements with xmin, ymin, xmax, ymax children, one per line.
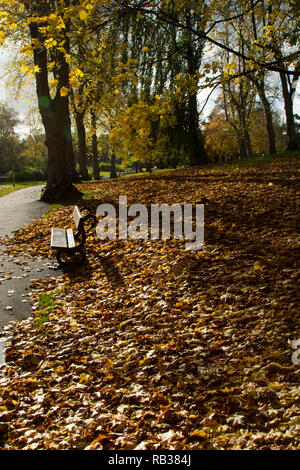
<box><xmin>56</xmin><ymin>248</ymin><xmax>86</xmax><ymax>268</ymax></box>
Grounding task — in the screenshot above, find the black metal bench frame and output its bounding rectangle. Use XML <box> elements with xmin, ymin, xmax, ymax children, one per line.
<box><xmin>51</xmin><ymin>206</ymin><xmax>96</xmax><ymax>267</ymax></box>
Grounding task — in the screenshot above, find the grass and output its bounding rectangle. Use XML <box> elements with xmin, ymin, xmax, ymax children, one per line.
<box><xmin>93</xmin><ymin>152</ymin><xmax>300</xmax><ymax>181</ymax></box>
<box><xmin>34</xmin><ymin>293</ymin><xmax>55</xmax><ymax>328</ymax></box>
<box><xmin>120</xmin><ymin>151</ymin><xmax>300</xmax><ymax>176</ymax></box>
<box><xmin>0</xmin><ymin>181</ymin><xmax>45</xmax><ymax>198</ymax></box>
<box><xmin>34</xmin><ymin>290</ymin><xmax>63</xmax><ymax>329</ymax></box>
<box><xmin>43</xmin><ymin>203</ymin><xmax>61</xmax><ymax>218</ymax></box>
<box><xmin>2</xmin><ymin>152</ymin><xmax>298</xmax><ymax>199</ymax></box>
<box><xmin>213</xmin><ymin>149</ymin><xmax>300</xmax><ymax>169</ymax></box>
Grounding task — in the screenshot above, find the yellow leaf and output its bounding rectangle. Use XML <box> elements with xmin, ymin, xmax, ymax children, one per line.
<box><xmin>69</xmin><ymin>76</ymin><xmax>81</xmax><ymax>87</ymax></box>
<box><xmin>268</xmin><ymin>381</ymin><xmax>282</xmax><ymax>392</ymax></box>
<box><xmin>79</xmin><ymin>9</ymin><xmax>88</xmax><ymax>22</ymax></box>
<box><xmin>74</xmin><ymin>94</ymin><xmax>82</xmax><ymax>105</ymax></box>
<box><xmin>20</xmin><ymin>65</ymin><xmax>29</xmax><ymax>73</ymax></box>
<box><xmin>191</xmin><ymin>430</ymin><xmax>207</xmax><ymax>439</ymax></box>
<box><xmin>47</xmin><ymin>14</ymin><xmax>58</xmax><ymax>25</ymax></box>
<box><xmin>20</xmin><ymin>45</ymin><xmax>33</xmax><ymax>55</ymax></box>
<box><xmin>74</xmin><ymin>68</ymin><xmax>84</xmax><ymax>78</ymax></box>
<box><xmin>44</xmin><ymin>38</ymin><xmax>57</xmax><ymax>49</ymax></box>
<box><xmin>31</xmin><ymin>38</ymin><xmax>43</xmax><ymax>48</ymax></box>
<box><xmin>253</xmin><ymin>264</ymin><xmax>263</xmax><ymax>272</ymax></box>
<box><xmin>60</xmin><ymin>87</ymin><xmax>69</xmax><ymax>97</ymax></box>
<box><xmin>245</xmin><ymin>356</ymin><xmax>257</xmax><ymax>362</ymax></box>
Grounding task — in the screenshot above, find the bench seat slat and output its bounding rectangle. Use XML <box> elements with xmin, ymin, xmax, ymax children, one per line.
<box><xmin>51</xmin><ymin>228</ymin><xmax>68</xmax><ymax>249</ymax></box>
<box><xmin>66</xmin><ymin>228</ymin><xmax>75</xmax><ymax>249</ymax></box>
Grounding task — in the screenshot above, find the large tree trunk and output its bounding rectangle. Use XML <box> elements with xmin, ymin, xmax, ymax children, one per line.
<box><xmin>280</xmin><ymin>72</ymin><xmax>299</xmax><ymax>151</ymax></box>
<box><xmin>28</xmin><ymin>13</ymin><xmax>80</xmax><ymax>203</ymax></box>
<box><xmin>237</xmin><ymin>135</ymin><xmax>248</xmax><ymax>159</ymax></box>
<box><xmin>41</xmin><ymin>95</ymin><xmax>79</xmax><ymax>202</ymax></box>
<box><xmin>186</xmin><ymin>94</ymin><xmax>208</xmax><ymax>165</ymax></box>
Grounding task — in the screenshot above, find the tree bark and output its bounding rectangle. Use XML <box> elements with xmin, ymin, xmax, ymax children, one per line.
<box><xmin>186</xmin><ymin>94</ymin><xmax>208</xmax><ymax>165</ymax></box>
<box><xmin>92</xmin><ymin>134</ymin><xmax>100</xmax><ymax>180</ymax></box>
<box><xmin>237</xmin><ymin>135</ymin><xmax>248</xmax><ymax>159</ymax></box>
<box><xmin>244</xmin><ymin>127</ymin><xmax>253</xmax><ymax>159</ymax></box>
<box><xmin>75</xmin><ymin>111</ymin><xmax>89</xmax><ymax>180</ymax></box>
<box><xmin>27</xmin><ymin>11</ymin><xmax>79</xmax><ymax>203</ymax></box>
<box><xmin>39</xmin><ymin>82</ymin><xmax>79</xmax><ymax>202</ymax></box>
<box><xmin>90</xmin><ymin>110</ymin><xmax>100</xmax><ymax>180</ymax></box>
<box><xmin>280</xmin><ymin>72</ymin><xmax>299</xmax><ymax>151</ymax></box>
<box><xmin>255</xmin><ymin>79</ymin><xmax>277</xmax><ymax>154</ymax></box>
<box><xmin>110</xmin><ymin>151</ymin><xmax>117</xmax><ymax>179</ymax></box>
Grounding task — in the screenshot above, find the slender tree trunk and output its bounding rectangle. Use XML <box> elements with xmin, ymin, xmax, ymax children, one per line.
<box><xmin>110</xmin><ymin>151</ymin><xmax>117</xmax><ymax>179</ymax></box>
<box><xmin>91</xmin><ymin>110</ymin><xmax>100</xmax><ymax>180</ymax></box>
<box><xmin>92</xmin><ymin>133</ymin><xmax>100</xmax><ymax>180</ymax></box>
<box><xmin>255</xmin><ymin>80</ymin><xmax>276</xmax><ymax>154</ymax></box>
<box><xmin>75</xmin><ymin>112</ymin><xmax>89</xmax><ymax>180</ymax></box>
<box><xmin>184</xmin><ymin>11</ymin><xmax>207</xmax><ymax>166</ymax></box>
<box><xmin>244</xmin><ymin>127</ymin><xmax>253</xmax><ymax>159</ymax></box>
<box><xmin>250</xmin><ymin>1</ymin><xmax>276</xmax><ymax>154</ymax></box>
<box><xmin>146</xmin><ymin>159</ymin><xmax>152</xmax><ymax>173</ymax></box>
<box><xmin>266</xmin><ymin>2</ymin><xmax>299</xmax><ymax>151</ymax></box>
<box><xmin>280</xmin><ymin>72</ymin><xmax>299</xmax><ymax>151</ymax></box>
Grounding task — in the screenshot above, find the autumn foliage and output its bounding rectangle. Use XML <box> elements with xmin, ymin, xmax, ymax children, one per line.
<box><xmin>0</xmin><ymin>157</ymin><xmax>299</xmax><ymax>450</ymax></box>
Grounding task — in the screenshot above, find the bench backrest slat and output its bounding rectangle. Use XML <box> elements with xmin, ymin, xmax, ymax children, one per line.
<box><xmin>73</xmin><ymin>205</ymin><xmax>83</xmax><ymax>230</ymax></box>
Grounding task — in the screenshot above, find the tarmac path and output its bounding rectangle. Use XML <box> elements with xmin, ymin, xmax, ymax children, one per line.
<box><xmin>0</xmin><ymin>185</ymin><xmax>60</xmax><ymax>329</ymax></box>
<box><xmin>0</xmin><ymin>185</ymin><xmax>48</xmax><ymax>237</ymax></box>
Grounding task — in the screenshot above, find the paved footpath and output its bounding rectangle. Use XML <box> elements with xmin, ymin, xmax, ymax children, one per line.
<box><xmin>0</xmin><ymin>185</ymin><xmax>48</xmax><ymax>237</ymax></box>
<box><xmin>0</xmin><ymin>185</ymin><xmax>61</xmax><ymax>329</ymax></box>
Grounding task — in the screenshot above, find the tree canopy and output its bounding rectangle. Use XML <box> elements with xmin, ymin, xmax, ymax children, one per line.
<box><xmin>0</xmin><ymin>0</ymin><xmax>298</xmax><ymax>200</ymax></box>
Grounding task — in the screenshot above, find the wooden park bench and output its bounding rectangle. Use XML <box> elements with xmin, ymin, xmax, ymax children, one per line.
<box><xmin>51</xmin><ymin>206</ymin><xmax>96</xmax><ymax>267</ymax></box>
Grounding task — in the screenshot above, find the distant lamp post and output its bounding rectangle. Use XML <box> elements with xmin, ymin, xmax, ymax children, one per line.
<box><xmin>12</xmin><ymin>161</ymin><xmax>15</xmax><ymax>187</ymax></box>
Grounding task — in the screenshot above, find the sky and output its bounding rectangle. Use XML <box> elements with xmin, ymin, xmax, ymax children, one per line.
<box><xmin>0</xmin><ymin>49</ymin><xmax>27</xmax><ymax>136</ymax></box>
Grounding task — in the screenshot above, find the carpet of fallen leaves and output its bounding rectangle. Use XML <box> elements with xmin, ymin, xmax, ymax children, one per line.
<box><xmin>0</xmin><ymin>157</ymin><xmax>299</xmax><ymax>450</ymax></box>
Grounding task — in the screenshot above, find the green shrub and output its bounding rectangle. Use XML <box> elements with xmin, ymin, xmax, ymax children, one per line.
<box><xmin>6</xmin><ymin>167</ymin><xmax>45</xmax><ymax>182</ymax></box>
<box><xmin>99</xmin><ymin>162</ymin><xmax>123</xmax><ymax>172</ymax></box>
